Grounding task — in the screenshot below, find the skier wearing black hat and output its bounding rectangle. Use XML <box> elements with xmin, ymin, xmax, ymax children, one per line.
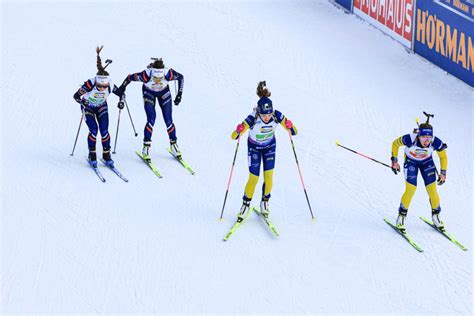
<box><xmin>231</xmin><ymin>81</ymin><xmax>298</xmax><ymax>223</ymax></box>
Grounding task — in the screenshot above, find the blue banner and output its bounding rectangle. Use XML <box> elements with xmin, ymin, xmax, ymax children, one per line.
<box><xmin>414</xmin><ymin>0</ymin><xmax>474</xmax><ymax>86</ymax></box>
<box><xmin>335</xmin><ymin>0</ymin><xmax>353</xmax><ymax>12</ymax></box>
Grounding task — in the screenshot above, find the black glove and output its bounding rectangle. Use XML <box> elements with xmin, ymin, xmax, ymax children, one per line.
<box><xmin>437</xmin><ymin>170</ymin><xmax>446</xmax><ymax>185</ymax></box>
<box><xmin>174</xmin><ymin>92</ymin><xmax>182</xmax><ymax>105</ymax></box>
<box><xmin>391</xmin><ymin>157</ymin><xmax>400</xmax><ymax>175</ymax></box>
<box><xmin>115</xmin><ymin>85</ymin><xmax>126</xmax><ymax>98</ymax></box>
<box><xmin>81</xmin><ymin>99</ymin><xmax>90</xmax><ymax>107</ymax></box>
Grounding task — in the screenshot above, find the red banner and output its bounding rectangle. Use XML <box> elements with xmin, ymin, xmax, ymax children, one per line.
<box><xmin>354</xmin><ymin>0</ymin><xmax>414</xmax><ymax>47</ymax></box>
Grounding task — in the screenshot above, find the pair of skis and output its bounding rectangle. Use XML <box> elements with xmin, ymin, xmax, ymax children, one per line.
<box><xmin>88</xmin><ymin>147</ymin><xmax>194</xmax><ymax>181</ymax></box>
<box><xmin>87</xmin><ymin>159</ymin><xmax>129</xmax><ymax>183</ymax></box>
<box><xmin>384</xmin><ymin>217</ymin><xmax>468</xmax><ymax>252</ymax></box>
<box><xmin>135</xmin><ymin>148</ymin><xmax>195</xmax><ymax>179</ymax></box>
<box><xmin>223</xmin><ymin>207</ymin><xmax>279</xmax><ymax>241</ymax></box>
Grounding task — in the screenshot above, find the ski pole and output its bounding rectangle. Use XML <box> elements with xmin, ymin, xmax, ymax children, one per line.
<box><xmin>219</xmin><ymin>136</ymin><xmax>241</xmax><ymax>221</ymax></box>
<box><xmin>336</xmin><ymin>140</ymin><xmax>391</xmax><ymax>169</ymax></box>
<box><xmin>124</xmin><ymin>99</ymin><xmax>138</xmax><ymax>137</ymax></box>
<box><xmin>112</xmin><ymin>109</ymin><xmax>122</xmax><ymax>154</ymax></box>
<box><xmin>70</xmin><ymin>111</ymin><xmax>84</xmax><ymax>156</ymax></box>
<box><xmin>288</xmin><ymin>131</ymin><xmax>315</xmax><ymax>220</ymax></box>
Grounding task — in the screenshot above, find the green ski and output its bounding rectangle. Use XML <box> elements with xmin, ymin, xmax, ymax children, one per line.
<box><xmin>223</xmin><ymin>219</ymin><xmax>244</xmax><ymax>241</ymax></box>
<box><xmin>167</xmin><ymin>148</ymin><xmax>195</xmax><ymax>175</ymax></box>
<box><xmin>420</xmin><ymin>217</ymin><xmax>468</xmax><ymax>251</ymax></box>
<box><xmin>135</xmin><ymin>151</ymin><xmax>163</xmax><ymax>178</ymax></box>
<box><xmin>252</xmin><ymin>207</ymin><xmax>279</xmax><ymax>237</ymax></box>
<box><xmin>384</xmin><ymin>218</ymin><xmax>423</xmax><ymax>252</ymax></box>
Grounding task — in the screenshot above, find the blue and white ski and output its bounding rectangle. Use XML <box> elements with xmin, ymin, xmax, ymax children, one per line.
<box><xmin>100</xmin><ymin>159</ymin><xmax>129</xmax><ymax>182</ymax></box>
<box><xmin>87</xmin><ymin>159</ymin><xmax>106</xmax><ymax>183</ymax></box>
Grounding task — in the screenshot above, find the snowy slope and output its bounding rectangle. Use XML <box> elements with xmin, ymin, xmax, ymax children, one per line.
<box><xmin>1</xmin><ymin>0</ymin><xmax>472</xmax><ymax>314</ymax></box>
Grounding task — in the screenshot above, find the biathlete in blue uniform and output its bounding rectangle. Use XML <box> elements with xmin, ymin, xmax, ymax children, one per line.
<box><xmin>390</xmin><ymin>113</ymin><xmax>448</xmax><ymax>232</ymax></box>
<box><xmin>116</xmin><ymin>58</ymin><xmax>184</xmax><ymax>161</ymax></box>
<box><xmin>231</xmin><ymin>81</ymin><xmax>298</xmax><ymax>222</ymax></box>
<box><xmin>73</xmin><ymin>46</ymin><xmax>125</xmax><ymax>167</ymax></box>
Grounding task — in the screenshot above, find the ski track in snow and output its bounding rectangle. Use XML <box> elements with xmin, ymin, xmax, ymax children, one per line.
<box><xmin>1</xmin><ymin>0</ymin><xmax>472</xmax><ymax>314</ymax></box>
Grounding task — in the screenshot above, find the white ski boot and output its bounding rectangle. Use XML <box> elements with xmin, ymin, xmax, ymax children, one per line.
<box><xmin>142</xmin><ymin>141</ymin><xmax>151</xmax><ymax>160</ymax></box>
<box><xmin>260</xmin><ymin>195</ymin><xmax>270</xmax><ymax>218</ymax></box>
<box><xmin>170</xmin><ymin>140</ymin><xmax>181</xmax><ymax>158</ymax></box>
<box><xmin>432</xmin><ymin>210</ymin><xmax>445</xmax><ymax>231</ymax></box>
<box><xmin>396</xmin><ymin>205</ymin><xmax>408</xmax><ymax>233</ymax></box>
<box><xmin>237</xmin><ymin>197</ymin><xmax>251</xmax><ymax>223</ymax></box>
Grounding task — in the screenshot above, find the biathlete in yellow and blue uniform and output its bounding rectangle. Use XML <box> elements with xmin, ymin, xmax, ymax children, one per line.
<box><xmin>390</xmin><ymin>115</ymin><xmax>448</xmax><ymax>232</ymax></box>
<box><xmin>231</xmin><ymin>81</ymin><xmax>297</xmax><ymax>222</ymax></box>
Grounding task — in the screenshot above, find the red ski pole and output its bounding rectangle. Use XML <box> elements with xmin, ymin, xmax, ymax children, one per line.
<box><xmin>288</xmin><ymin>131</ymin><xmax>315</xmax><ymax>220</ymax></box>
<box><xmin>335</xmin><ymin>140</ymin><xmax>391</xmax><ymax>169</ymax></box>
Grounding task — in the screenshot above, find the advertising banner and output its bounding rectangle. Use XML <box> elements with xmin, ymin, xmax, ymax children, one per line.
<box><xmin>335</xmin><ymin>0</ymin><xmax>353</xmax><ymax>12</ymax></box>
<box><xmin>353</xmin><ymin>0</ymin><xmax>415</xmax><ymax>48</ymax></box>
<box><xmin>414</xmin><ymin>0</ymin><xmax>473</xmax><ymax>86</ymax></box>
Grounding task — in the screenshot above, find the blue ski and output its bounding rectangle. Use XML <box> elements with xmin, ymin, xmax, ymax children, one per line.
<box><xmin>86</xmin><ymin>159</ymin><xmax>106</xmax><ymax>182</ymax></box>
<box><xmin>100</xmin><ymin>159</ymin><xmax>129</xmax><ymax>182</ymax></box>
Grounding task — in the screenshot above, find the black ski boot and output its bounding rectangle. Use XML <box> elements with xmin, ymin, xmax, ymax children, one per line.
<box><xmin>88</xmin><ymin>150</ymin><xmax>97</xmax><ymax>168</ymax></box>
<box><xmin>103</xmin><ymin>149</ymin><xmax>114</xmax><ymax>167</ymax></box>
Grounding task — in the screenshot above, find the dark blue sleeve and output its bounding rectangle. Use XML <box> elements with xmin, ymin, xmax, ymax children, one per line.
<box><xmin>433</xmin><ymin>137</ymin><xmax>447</xmax><ymax>151</ymax></box>
<box><xmin>273</xmin><ymin>110</ymin><xmax>285</xmax><ymax>124</ymax></box>
<box><xmin>112</xmin><ymin>85</ymin><xmax>124</xmax><ymax>99</ymax></box>
<box><xmin>165</xmin><ymin>68</ymin><xmax>184</xmax><ymax>93</ymax></box>
<box><xmin>127</xmin><ymin>70</ymin><xmax>150</xmax><ymax>83</ymax></box>
<box><xmin>244</xmin><ymin>114</ymin><xmax>256</xmax><ymax>127</ymax></box>
<box><xmin>73</xmin><ymin>79</ymin><xmax>94</xmax><ymax>103</ymax></box>
<box><xmin>401</xmin><ymin>134</ymin><xmax>412</xmax><ymax>146</ymax></box>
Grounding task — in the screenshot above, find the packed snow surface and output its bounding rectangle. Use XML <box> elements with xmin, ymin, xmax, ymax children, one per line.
<box><xmin>1</xmin><ymin>0</ymin><xmax>472</xmax><ymax>314</ymax></box>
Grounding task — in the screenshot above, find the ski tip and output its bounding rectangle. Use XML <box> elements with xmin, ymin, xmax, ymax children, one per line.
<box><xmin>335</xmin><ymin>140</ymin><xmax>340</xmax><ymax>146</ymax></box>
<box><xmin>218</xmin><ymin>217</ymin><xmax>225</xmax><ymax>222</ymax></box>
